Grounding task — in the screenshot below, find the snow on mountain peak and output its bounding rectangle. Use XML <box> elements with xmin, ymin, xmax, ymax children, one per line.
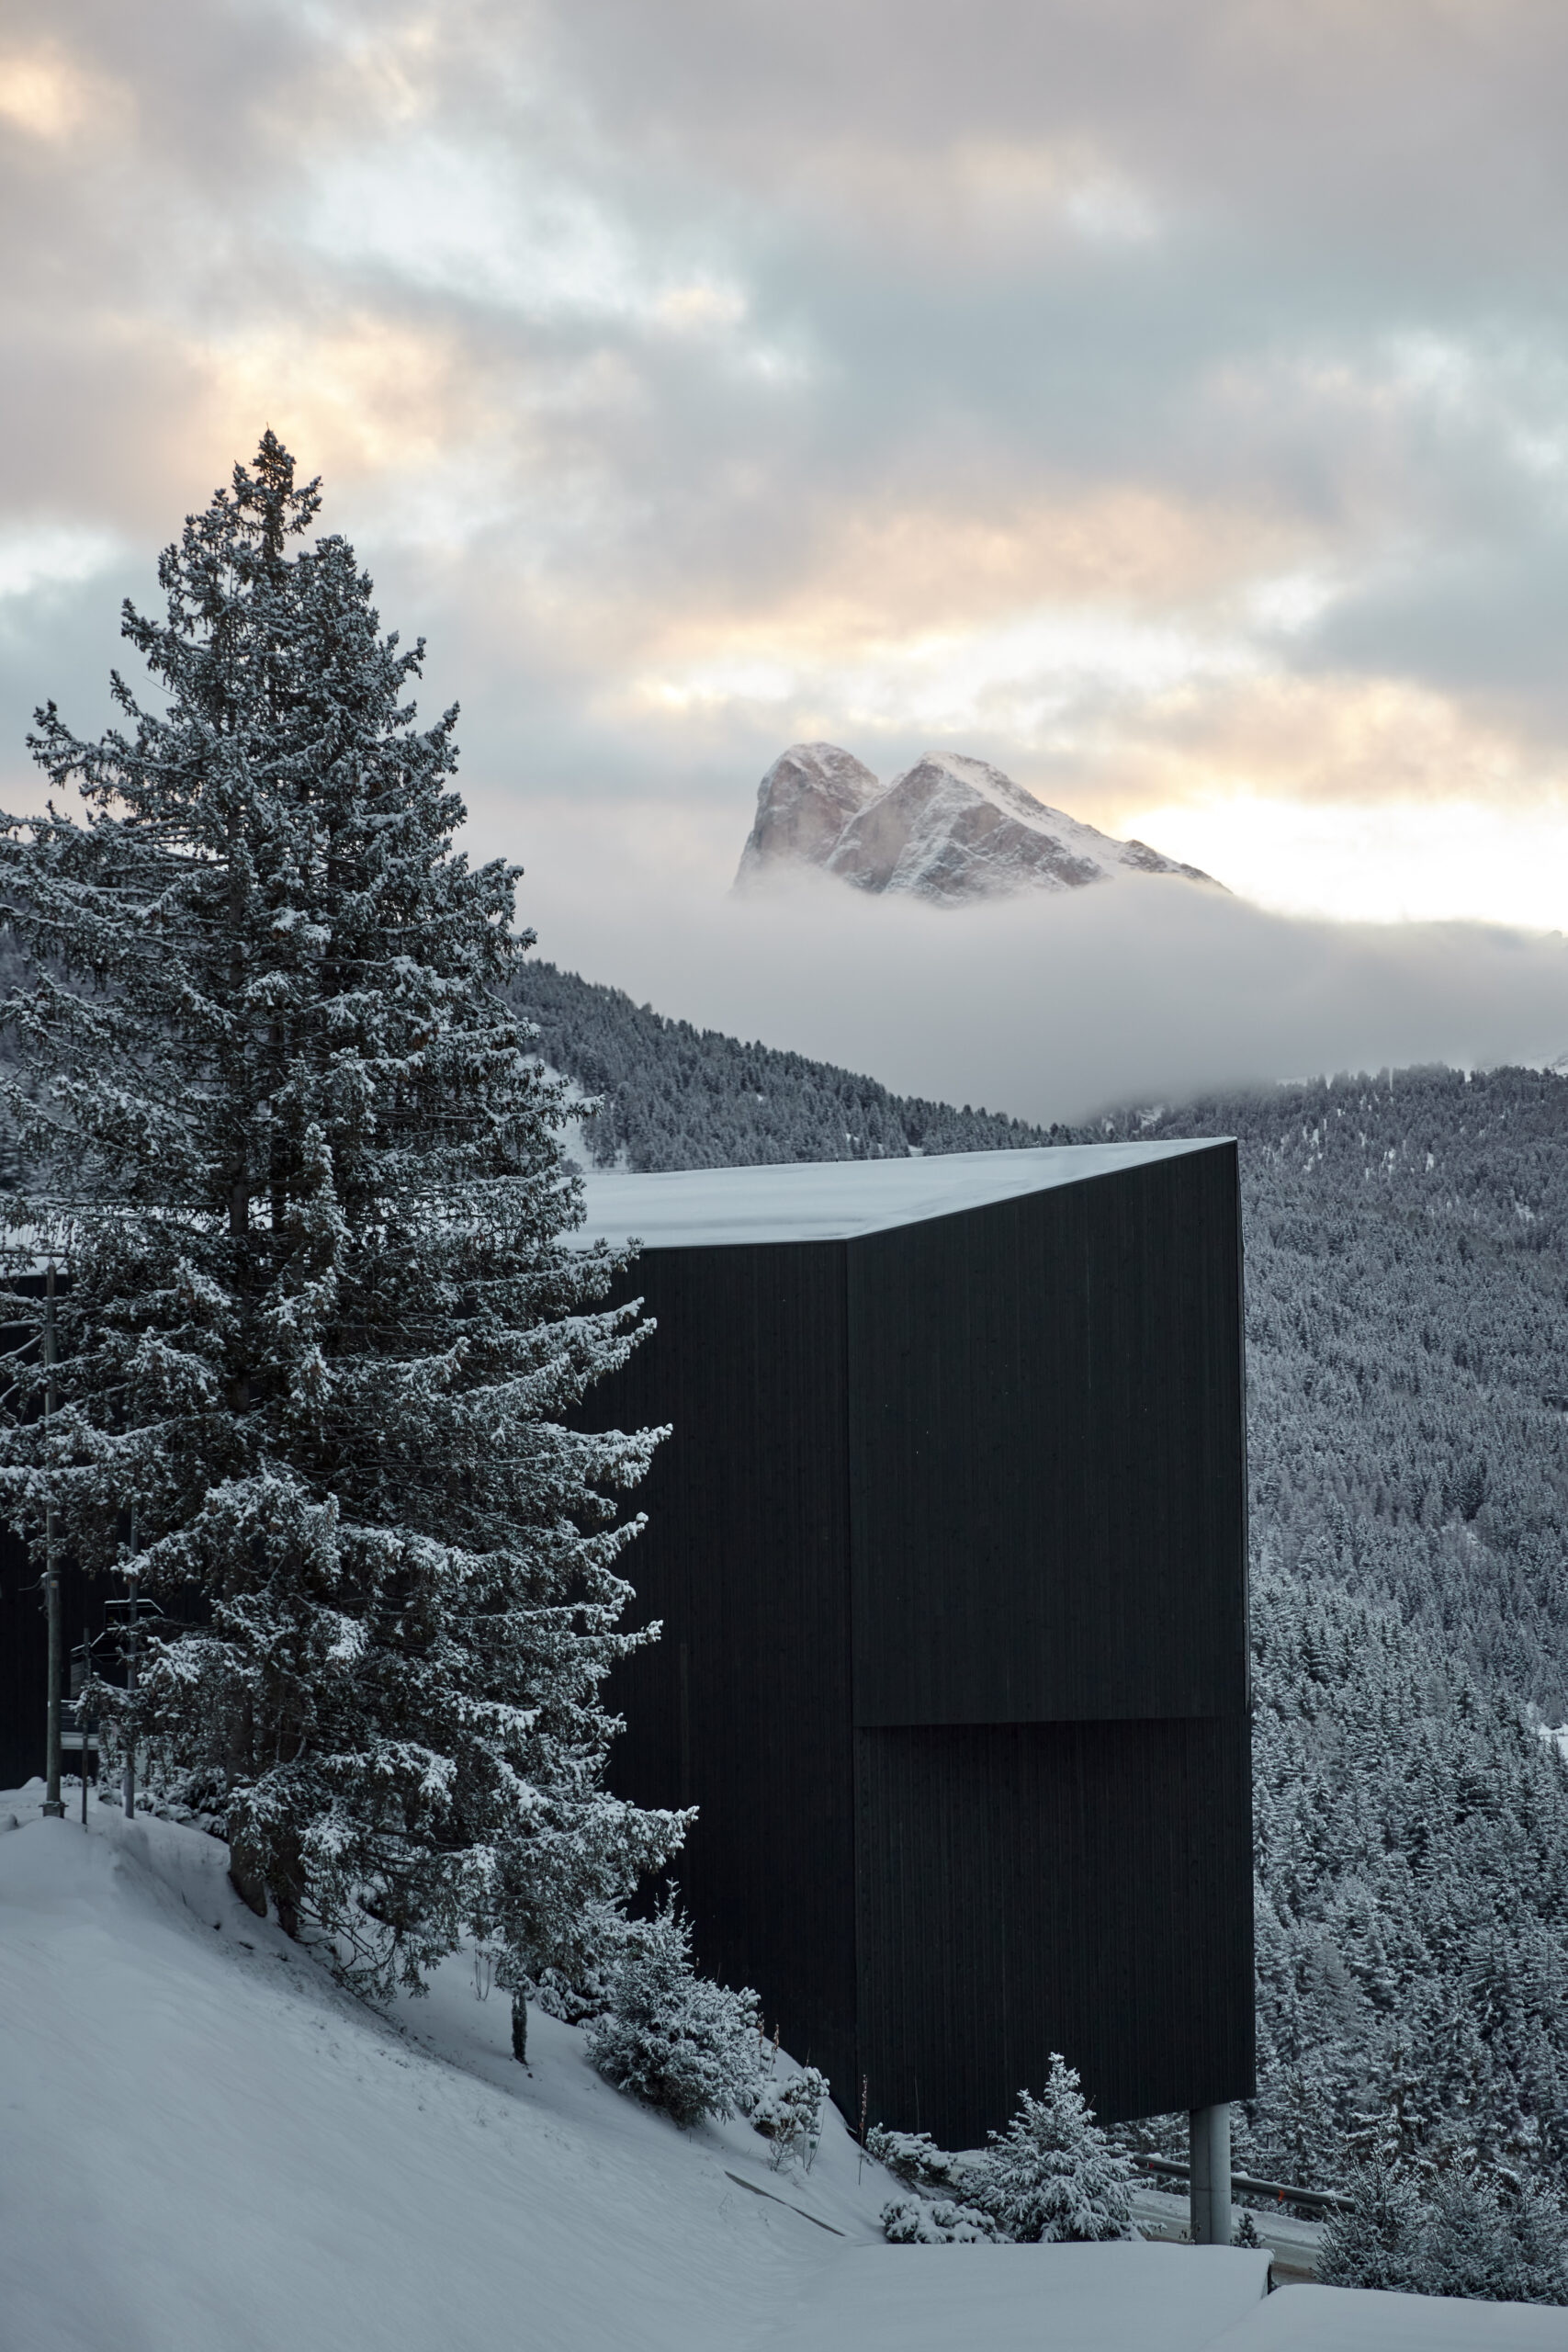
<box><xmin>734</xmin><ymin>743</ymin><xmax>1220</xmax><ymax>906</ymax></box>
<box><xmin>734</xmin><ymin>742</ymin><xmax>884</xmax><ymax>886</ymax></box>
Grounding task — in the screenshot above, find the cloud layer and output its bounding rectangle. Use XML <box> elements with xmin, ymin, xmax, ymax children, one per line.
<box><xmin>6</xmin><ymin>2</ymin><xmax>1568</xmax><ymax>961</ymax></box>
<box><xmin>524</xmin><ymin>854</ymin><xmax>1568</xmax><ymax>1129</ymax></box>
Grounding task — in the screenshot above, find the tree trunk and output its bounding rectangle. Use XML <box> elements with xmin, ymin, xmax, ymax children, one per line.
<box><xmin>229</xmin><ymin>1836</ymin><xmax>268</xmax><ymax>1919</ymax></box>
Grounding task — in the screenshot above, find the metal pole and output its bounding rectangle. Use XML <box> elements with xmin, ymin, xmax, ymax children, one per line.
<box><xmin>1189</xmin><ymin>2104</ymin><xmax>1232</xmax><ymax>2245</ymax></box>
<box><xmin>1189</xmin><ymin>2106</ymin><xmax>1209</xmax><ymax>2243</ymax></box>
<box><xmin>41</xmin><ymin>1263</ymin><xmax>63</xmax><ymax>1819</ymax></box>
<box><xmin>123</xmin><ymin>1509</ymin><xmax>137</xmax><ymax>1820</ymax></box>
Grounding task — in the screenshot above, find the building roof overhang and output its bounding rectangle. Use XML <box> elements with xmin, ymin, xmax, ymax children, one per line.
<box><xmin>574</xmin><ymin>1137</ymin><xmax>1226</xmax><ymax>1250</ymax></box>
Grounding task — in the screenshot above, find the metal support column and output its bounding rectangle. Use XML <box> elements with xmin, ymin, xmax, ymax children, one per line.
<box><xmin>1189</xmin><ymin>2104</ymin><xmax>1232</xmax><ymax>2246</ymax></box>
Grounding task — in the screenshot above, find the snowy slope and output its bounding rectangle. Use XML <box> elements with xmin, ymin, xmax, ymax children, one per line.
<box><xmin>0</xmin><ymin>1795</ymin><xmax>879</xmax><ymax>2352</ymax></box>
<box><xmin>0</xmin><ymin>1789</ymin><xmax>1555</xmax><ymax>2351</ymax></box>
<box><xmin>734</xmin><ymin>743</ymin><xmax>1219</xmax><ymax>905</ymax></box>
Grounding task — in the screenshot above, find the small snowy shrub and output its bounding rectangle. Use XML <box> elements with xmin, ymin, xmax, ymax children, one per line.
<box><xmin>1233</xmin><ymin>2209</ymin><xmax>1264</xmax><ymax>2250</ymax></box>
<box><xmin>752</xmin><ymin>2066</ymin><xmax>827</xmax><ymax>2173</ymax></box>
<box><xmin>587</xmin><ymin>1896</ymin><xmax>760</xmax><ymax>2128</ymax></box>
<box><xmin>141</xmin><ymin>1765</ymin><xmax>231</xmax><ymax>1839</ymax></box>
<box><xmin>967</xmin><ymin>2056</ymin><xmax>1136</xmax><ymax>2244</ymax></box>
<box><xmin>864</xmin><ymin>2124</ymin><xmax>963</xmax><ymax>2193</ymax></box>
<box><xmin>882</xmin><ymin>2197</ymin><xmax>1001</xmax><ymax>2245</ymax></box>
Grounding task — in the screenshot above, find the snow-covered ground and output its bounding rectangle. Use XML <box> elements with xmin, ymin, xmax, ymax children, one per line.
<box><xmin>2</xmin><ymin>1785</ymin><xmax>1561</xmax><ymax>2352</ymax></box>
<box><xmin>1131</xmin><ymin>2184</ymin><xmax>1324</xmax><ymax>2286</ymax></box>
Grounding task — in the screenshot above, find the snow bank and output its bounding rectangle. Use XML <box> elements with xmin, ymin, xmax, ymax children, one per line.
<box><xmin>750</xmin><ymin>2242</ymin><xmax>1269</xmax><ymax>2350</ymax></box>
<box><xmin>0</xmin><ymin>1794</ymin><xmax>863</xmax><ymax>2352</ymax></box>
<box><xmin>1207</xmin><ymin>2278</ymin><xmax>1568</xmax><ymax>2348</ymax></box>
<box><xmin>0</xmin><ymin>1789</ymin><xmax>1549</xmax><ymax>2351</ymax></box>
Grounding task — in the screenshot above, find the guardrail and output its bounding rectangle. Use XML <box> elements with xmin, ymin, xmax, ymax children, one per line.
<box><xmin>1138</xmin><ymin>2155</ymin><xmax>1351</xmax><ymax>2215</ymax></box>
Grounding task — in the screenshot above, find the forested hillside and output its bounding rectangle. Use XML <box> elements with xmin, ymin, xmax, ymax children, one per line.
<box><xmin>525</xmin><ymin>967</ymin><xmax>1568</xmax><ymax>2196</ymax></box>
<box><xmin>1104</xmin><ymin>1069</ymin><xmax>1568</xmax><ymax>1718</ymax></box>
<box><xmin>512</xmin><ymin>962</ymin><xmax>1069</xmax><ymax>1166</ymax></box>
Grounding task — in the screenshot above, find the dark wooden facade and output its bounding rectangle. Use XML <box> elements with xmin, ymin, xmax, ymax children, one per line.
<box><xmin>0</xmin><ymin>1273</ymin><xmax>106</xmax><ymax>1794</ymax></box>
<box><xmin>0</xmin><ymin>1521</ymin><xmax>110</xmax><ymax>1793</ymax></box>
<box><xmin>0</xmin><ymin>1272</ymin><xmax>201</xmax><ymax>1792</ymax></box>
<box><xmin>585</xmin><ymin>1140</ymin><xmax>1254</xmax><ymax>2147</ymax></box>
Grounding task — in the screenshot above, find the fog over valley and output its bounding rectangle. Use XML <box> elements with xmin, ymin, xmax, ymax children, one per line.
<box><xmin>516</xmin><ymin>812</ymin><xmax>1568</xmax><ymax>1129</ymax></box>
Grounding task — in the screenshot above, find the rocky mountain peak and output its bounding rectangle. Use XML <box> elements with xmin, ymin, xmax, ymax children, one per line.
<box><xmin>735</xmin><ymin>743</ymin><xmax>1219</xmax><ymax>905</ymax></box>
<box><xmin>733</xmin><ymin>742</ymin><xmax>883</xmax><ymax>886</ymax></box>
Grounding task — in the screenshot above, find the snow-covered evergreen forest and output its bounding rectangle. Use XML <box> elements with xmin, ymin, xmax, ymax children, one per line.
<box><xmin>522</xmin><ymin>970</ymin><xmax>1568</xmax><ymax>2200</ymax></box>
<box><xmin>513</xmin><ymin>960</ymin><xmax>1068</xmax><ymax>1167</ymax></box>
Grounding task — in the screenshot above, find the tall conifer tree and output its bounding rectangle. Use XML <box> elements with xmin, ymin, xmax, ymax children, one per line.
<box><xmin>0</xmin><ymin>434</ymin><xmax>682</xmax><ymax>1998</ymax></box>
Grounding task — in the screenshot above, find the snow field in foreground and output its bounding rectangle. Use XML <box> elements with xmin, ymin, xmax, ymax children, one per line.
<box><xmin>0</xmin><ymin>1790</ymin><xmax>1557</xmax><ymax>2351</ymax></box>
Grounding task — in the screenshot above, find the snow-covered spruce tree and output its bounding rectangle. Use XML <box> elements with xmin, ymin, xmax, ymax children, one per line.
<box><xmin>967</xmin><ymin>2057</ymin><xmax>1136</xmax><ymax>2244</ymax></box>
<box><xmin>1315</xmin><ymin>2159</ymin><xmax>1428</xmax><ymax>2294</ymax></box>
<box><xmin>1423</xmin><ymin>2167</ymin><xmax>1568</xmax><ymax>2306</ymax></box>
<box><xmin>0</xmin><ymin>434</ymin><xmax>685</xmax><ymax>2005</ymax></box>
<box><xmin>587</xmin><ymin>1894</ymin><xmax>761</xmax><ymax>2127</ymax></box>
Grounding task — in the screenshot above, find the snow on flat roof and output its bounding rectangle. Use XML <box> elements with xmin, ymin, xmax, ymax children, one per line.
<box><xmin>574</xmin><ymin>1138</ymin><xmax>1223</xmax><ymax>1249</ymax></box>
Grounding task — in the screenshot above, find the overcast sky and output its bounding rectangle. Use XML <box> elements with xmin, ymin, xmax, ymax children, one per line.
<box><xmin>6</xmin><ymin>3</ymin><xmax>1568</xmax><ymax>1114</ymax></box>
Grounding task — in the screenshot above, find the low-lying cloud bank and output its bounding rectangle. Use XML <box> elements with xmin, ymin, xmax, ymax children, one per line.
<box><xmin>521</xmin><ymin>855</ymin><xmax>1568</xmax><ymax>1127</ymax></box>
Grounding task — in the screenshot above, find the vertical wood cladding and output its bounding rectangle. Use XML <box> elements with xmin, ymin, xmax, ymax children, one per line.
<box><xmin>0</xmin><ymin>1277</ymin><xmax>103</xmax><ymax>1792</ymax></box>
<box><xmin>0</xmin><ymin>1522</ymin><xmax>110</xmax><ymax>1792</ymax></box>
<box><xmin>854</xmin><ymin>1715</ymin><xmax>1256</xmax><ymax>2143</ymax></box>
<box><xmin>848</xmin><ymin>1148</ymin><xmax>1248</xmax><ymax>1726</ymax></box>
<box><xmin>594</xmin><ymin>1241</ymin><xmax>860</xmax><ymax>2095</ymax></box>
<box><xmin>0</xmin><ymin>1273</ymin><xmax>205</xmax><ymax>1791</ymax></box>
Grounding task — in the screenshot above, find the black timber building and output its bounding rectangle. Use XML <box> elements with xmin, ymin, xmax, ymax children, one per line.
<box><xmin>581</xmin><ymin>1139</ymin><xmax>1254</xmax><ymax>2151</ymax></box>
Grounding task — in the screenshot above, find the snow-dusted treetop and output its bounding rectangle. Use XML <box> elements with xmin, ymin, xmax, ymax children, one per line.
<box><xmin>577</xmin><ymin>1139</ymin><xmax>1222</xmax><ymax>1250</ymax></box>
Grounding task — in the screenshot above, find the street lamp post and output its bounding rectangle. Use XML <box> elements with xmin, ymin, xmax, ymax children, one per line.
<box><xmin>123</xmin><ymin>1509</ymin><xmax>139</xmax><ymax>1818</ymax></box>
